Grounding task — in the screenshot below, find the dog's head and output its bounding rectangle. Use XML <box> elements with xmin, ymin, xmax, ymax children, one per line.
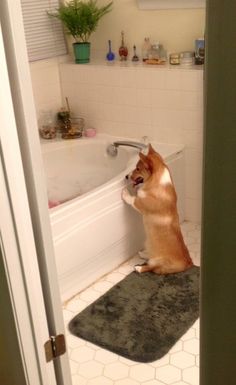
<box><xmin>126</xmin><ymin>144</ymin><xmax>164</xmax><ymax>186</ymax></box>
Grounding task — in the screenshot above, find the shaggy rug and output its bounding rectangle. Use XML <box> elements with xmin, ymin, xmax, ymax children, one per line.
<box><xmin>69</xmin><ymin>266</ymin><xmax>199</xmax><ymax>363</ymax></box>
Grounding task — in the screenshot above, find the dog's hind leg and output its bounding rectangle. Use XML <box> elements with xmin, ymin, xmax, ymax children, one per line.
<box><xmin>138</xmin><ymin>249</ymin><xmax>149</xmax><ymax>260</ymax></box>
<box><xmin>134</xmin><ymin>264</ymin><xmax>154</xmax><ymax>273</ymax></box>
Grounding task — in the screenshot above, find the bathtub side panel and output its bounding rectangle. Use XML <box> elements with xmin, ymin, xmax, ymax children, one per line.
<box><xmin>52</xmin><ymin>192</ymin><xmax>145</xmax><ymax>302</ymax></box>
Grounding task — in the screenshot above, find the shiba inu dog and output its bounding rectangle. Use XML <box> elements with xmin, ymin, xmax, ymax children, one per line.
<box><xmin>122</xmin><ymin>144</ymin><xmax>193</xmax><ymax>274</ymax></box>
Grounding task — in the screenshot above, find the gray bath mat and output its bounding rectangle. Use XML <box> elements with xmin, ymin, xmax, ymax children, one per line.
<box><xmin>69</xmin><ymin>266</ymin><xmax>199</xmax><ymax>363</ymax></box>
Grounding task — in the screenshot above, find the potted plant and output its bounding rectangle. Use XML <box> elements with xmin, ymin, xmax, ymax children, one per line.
<box><xmin>48</xmin><ymin>0</ymin><xmax>112</xmax><ymax>63</ymax></box>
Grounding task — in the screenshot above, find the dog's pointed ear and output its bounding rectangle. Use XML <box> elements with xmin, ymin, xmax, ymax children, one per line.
<box><xmin>147</xmin><ymin>144</ymin><xmax>156</xmax><ymax>156</ymax></box>
<box><xmin>139</xmin><ymin>152</ymin><xmax>147</xmax><ymax>162</ymax></box>
<box><xmin>139</xmin><ymin>151</ymin><xmax>153</xmax><ymax>172</ymax></box>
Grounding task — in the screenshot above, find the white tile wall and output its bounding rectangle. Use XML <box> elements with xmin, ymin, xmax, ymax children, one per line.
<box><xmin>30</xmin><ymin>57</ymin><xmax>63</xmax><ymax>120</ymax></box>
<box><xmin>59</xmin><ymin>63</ymin><xmax>204</xmax><ymax>222</ymax></box>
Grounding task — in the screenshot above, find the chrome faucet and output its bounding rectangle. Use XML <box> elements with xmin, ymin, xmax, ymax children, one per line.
<box><xmin>107</xmin><ymin>140</ymin><xmax>148</xmax><ymax>157</ymax></box>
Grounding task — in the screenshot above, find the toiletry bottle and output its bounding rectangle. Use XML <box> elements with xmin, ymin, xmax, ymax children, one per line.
<box><xmin>119</xmin><ymin>31</ymin><xmax>128</xmax><ymax>61</ymax></box>
<box><xmin>195</xmin><ymin>38</ymin><xmax>205</xmax><ymax>65</ymax></box>
<box><xmin>141</xmin><ymin>37</ymin><xmax>151</xmax><ymax>62</ymax></box>
<box><xmin>132</xmin><ymin>45</ymin><xmax>139</xmax><ymax>62</ymax></box>
<box><xmin>106</xmin><ymin>40</ymin><xmax>115</xmax><ymax>61</ymax></box>
<box><xmin>180</xmin><ymin>51</ymin><xmax>194</xmax><ymax>66</ymax></box>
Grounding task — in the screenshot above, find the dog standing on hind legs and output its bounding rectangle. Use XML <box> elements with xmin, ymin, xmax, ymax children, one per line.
<box><xmin>122</xmin><ymin>144</ymin><xmax>193</xmax><ymax>275</ymax></box>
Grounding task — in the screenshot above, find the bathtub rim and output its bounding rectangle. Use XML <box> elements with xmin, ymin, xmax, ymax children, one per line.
<box><xmin>41</xmin><ymin>133</ymin><xmax>184</xmax><ymax>216</ymax></box>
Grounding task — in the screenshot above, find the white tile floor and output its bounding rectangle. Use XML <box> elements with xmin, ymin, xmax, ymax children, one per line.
<box><xmin>63</xmin><ymin>222</ymin><xmax>201</xmax><ymax>385</ymax></box>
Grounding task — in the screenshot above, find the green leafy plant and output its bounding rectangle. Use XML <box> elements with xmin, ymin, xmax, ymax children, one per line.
<box><xmin>48</xmin><ymin>0</ymin><xmax>113</xmax><ymax>43</ymax></box>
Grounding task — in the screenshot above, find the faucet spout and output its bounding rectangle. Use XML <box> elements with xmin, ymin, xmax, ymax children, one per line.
<box><xmin>113</xmin><ymin>140</ymin><xmax>147</xmax><ymax>150</ymax></box>
<box><xmin>107</xmin><ymin>140</ymin><xmax>148</xmax><ymax>156</ymax></box>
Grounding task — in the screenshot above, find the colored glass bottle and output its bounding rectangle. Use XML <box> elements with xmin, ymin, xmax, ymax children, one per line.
<box><xmin>106</xmin><ymin>40</ymin><xmax>115</xmax><ymax>61</ymax></box>
<box><xmin>119</xmin><ymin>31</ymin><xmax>128</xmax><ymax>61</ymax></box>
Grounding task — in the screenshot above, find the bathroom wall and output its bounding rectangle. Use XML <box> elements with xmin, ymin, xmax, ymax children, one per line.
<box><xmin>60</xmin><ymin>63</ymin><xmax>203</xmax><ymax>223</ymax></box>
<box><xmin>29</xmin><ymin>57</ymin><xmax>63</xmax><ymax>120</ymax></box>
<box><xmin>82</xmin><ymin>0</ymin><xmax>205</xmax><ymax>60</ymax></box>
<box><xmin>28</xmin><ymin>1</ymin><xmax>205</xmax><ymax>223</ymax></box>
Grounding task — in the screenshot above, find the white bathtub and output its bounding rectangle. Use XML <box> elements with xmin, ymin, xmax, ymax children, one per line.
<box><xmin>42</xmin><ymin>134</ymin><xmax>185</xmax><ymax>302</ymax></box>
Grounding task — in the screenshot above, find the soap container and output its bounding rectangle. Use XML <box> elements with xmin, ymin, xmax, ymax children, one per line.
<box><xmin>180</xmin><ymin>51</ymin><xmax>194</xmax><ymax>66</ymax></box>
<box><xmin>85</xmin><ymin>127</ymin><xmax>96</xmax><ymax>137</ymax></box>
<box><xmin>149</xmin><ymin>42</ymin><xmax>167</xmax><ymax>62</ymax></box>
<box><xmin>169</xmin><ymin>53</ymin><xmax>180</xmax><ymax>65</ymax></box>
<box><xmin>38</xmin><ymin>110</ymin><xmax>57</xmax><ymax>139</ymax></box>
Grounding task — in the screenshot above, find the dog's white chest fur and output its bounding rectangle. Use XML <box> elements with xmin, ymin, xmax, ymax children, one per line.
<box><xmin>137</xmin><ymin>188</ymin><xmax>146</xmax><ymax>198</ymax></box>
<box><xmin>160</xmin><ymin>167</ymin><xmax>172</xmax><ymax>185</ymax></box>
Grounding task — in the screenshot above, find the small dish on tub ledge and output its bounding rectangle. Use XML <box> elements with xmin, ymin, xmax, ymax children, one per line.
<box><xmin>85</xmin><ymin>127</ymin><xmax>96</xmax><ymax>137</ymax></box>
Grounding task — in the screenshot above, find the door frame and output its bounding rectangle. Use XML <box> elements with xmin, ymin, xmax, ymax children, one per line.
<box><xmin>0</xmin><ymin>22</ymin><xmax>57</xmax><ymax>385</ymax></box>
<box><xmin>0</xmin><ymin>1</ymin><xmax>72</xmax><ymax>384</ymax></box>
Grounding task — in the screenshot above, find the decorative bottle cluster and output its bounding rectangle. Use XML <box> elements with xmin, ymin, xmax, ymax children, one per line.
<box><xmin>103</xmin><ymin>33</ymin><xmax>204</xmax><ymax>66</ymax></box>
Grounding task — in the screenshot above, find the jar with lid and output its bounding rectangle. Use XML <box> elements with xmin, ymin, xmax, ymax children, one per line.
<box><xmin>38</xmin><ymin>110</ymin><xmax>57</xmax><ymax>139</ymax></box>
<box><xmin>169</xmin><ymin>53</ymin><xmax>180</xmax><ymax>65</ymax></box>
<box><xmin>151</xmin><ymin>42</ymin><xmax>167</xmax><ymax>61</ymax></box>
<box><xmin>180</xmin><ymin>51</ymin><xmax>194</xmax><ymax>66</ymax></box>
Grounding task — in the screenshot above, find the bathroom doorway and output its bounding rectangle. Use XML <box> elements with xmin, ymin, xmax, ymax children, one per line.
<box><xmin>1</xmin><ymin>2</ymin><xmax>236</xmax><ymax>385</ymax></box>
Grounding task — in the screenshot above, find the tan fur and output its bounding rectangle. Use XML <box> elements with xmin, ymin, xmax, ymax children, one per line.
<box><xmin>122</xmin><ymin>144</ymin><xmax>193</xmax><ymax>274</ymax></box>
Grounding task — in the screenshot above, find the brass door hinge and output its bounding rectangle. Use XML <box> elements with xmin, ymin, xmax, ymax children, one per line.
<box><xmin>44</xmin><ymin>334</ymin><xmax>66</xmax><ymax>362</ymax></box>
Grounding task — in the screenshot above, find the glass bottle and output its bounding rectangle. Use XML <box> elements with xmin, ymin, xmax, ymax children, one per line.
<box><xmin>132</xmin><ymin>45</ymin><xmax>139</xmax><ymax>62</ymax></box>
<box><xmin>106</xmin><ymin>40</ymin><xmax>115</xmax><ymax>61</ymax></box>
<box><xmin>119</xmin><ymin>31</ymin><xmax>128</xmax><ymax>61</ymax></box>
<box><xmin>141</xmin><ymin>37</ymin><xmax>151</xmax><ymax>62</ymax></box>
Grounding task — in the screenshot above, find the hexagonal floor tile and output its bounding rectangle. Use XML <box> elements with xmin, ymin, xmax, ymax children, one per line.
<box><xmin>87</xmin><ymin>376</ymin><xmax>113</xmax><ymax>385</ymax></box>
<box><xmin>117</xmin><ymin>264</ymin><xmax>133</xmax><ymax>275</ymax></box>
<box><xmin>79</xmin><ymin>288</ymin><xmax>101</xmax><ymax>303</ymax></box>
<box><xmin>143</xmin><ymin>381</ymin><xmax>168</xmax><ymax>385</ymax></box>
<box><xmin>150</xmin><ymin>354</ymin><xmax>169</xmax><ymax>368</ymax></box>
<box><xmin>67</xmin><ymin>334</ymin><xmax>86</xmax><ymax>349</ymax></box>
<box><xmin>183</xmin><ymin>338</ymin><xmax>199</xmax><ymax>355</ymax></box>
<box><xmin>156</xmin><ymin>365</ymin><xmax>181</xmax><ymax>384</ymax></box>
<box><xmin>114</xmin><ymin>379</ymin><xmax>140</xmax><ymax>385</ymax></box>
<box><xmin>71</xmin><ymin>374</ymin><xmax>87</xmax><ymax>385</ymax></box>
<box><xmin>170</xmin><ymin>351</ymin><xmax>195</xmax><ymax>369</ymax></box>
<box><xmin>118</xmin><ymin>356</ymin><xmax>137</xmax><ymax>366</ymax></box>
<box><xmin>79</xmin><ymin>361</ymin><xmax>103</xmax><ymax>379</ymax></box>
<box><xmin>63</xmin><ymin>309</ymin><xmax>74</xmax><ymax>323</ymax></box>
<box><xmin>95</xmin><ymin>349</ymin><xmax>119</xmax><ymax>364</ymax></box>
<box><xmin>183</xmin><ymin>366</ymin><xmax>199</xmax><ymax>385</ymax></box>
<box><xmin>130</xmin><ymin>364</ymin><xmax>155</xmax><ymax>382</ymax></box>
<box><xmin>168</xmin><ymin>340</ymin><xmax>183</xmax><ymax>354</ymax></box>
<box><xmin>70</xmin><ymin>346</ymin><xmax>95</xmax><ymax>363</ymax></box>
<box><xmin>104</xmin><ymin>362</ymin><xmax>129</xmax><ymax>380</ymax></box>
<box><xmin>69</xmin><ymin>360</ymin><xmax>78</xmax><ymax>375</ymax></box>
<box><xmin>181</xmin><ymin>328</ymin><xmax>195</xmax><ymax>341</ymax></box>
<box><xmin>171</xmin><ymin>382</ymin><xmax>189</xmax><ymax>385</ymax></box>
<box><xmin>93</xmin><ymin>280</ymin><xmax>114</xmax><ymax>293</ymax></box>
<box><xmin>66</xmin><ymin>298</ymin><xmax>88</xmax><ymax>313</ymax></box>
<box><xmin>105</xmin><ymin>272</ymin><xmax>124</xmax><ymax>284</ymax></box>
<box><xmin>196</xmin><ymin>355</ymin><xmax>199</xmax><ymax>367</ymax></box>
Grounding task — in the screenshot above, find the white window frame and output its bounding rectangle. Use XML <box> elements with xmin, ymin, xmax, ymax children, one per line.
<box><xmin>21</xmin><ymin>0</ymin><xmax>67</xmax><ymax>61</ymax></box>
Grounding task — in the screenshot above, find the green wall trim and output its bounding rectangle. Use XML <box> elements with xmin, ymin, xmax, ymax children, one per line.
<box><xmin>201</xmin><ymin>1</ymin><xmax>236</xmax><ymax>384</ymax></box>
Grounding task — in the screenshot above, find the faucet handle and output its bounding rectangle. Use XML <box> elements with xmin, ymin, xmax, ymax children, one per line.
<box><xmin>141</xmin><ymin>135</ymin><xmax>149</xmax><ymax>145</ymax></box>
<box><xmin>140</xmin><ymin>136</ymin><xmax>149</xmax><ymax>154</ymax></box>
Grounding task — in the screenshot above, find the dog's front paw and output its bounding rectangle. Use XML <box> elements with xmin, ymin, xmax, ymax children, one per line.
<box><xmin>122</xmin><ymin>188</ymin><xmax>134</xmax><ymax>205</ymax></box>
<box><xmin>122</xmin><ymin>187</ymin><xmax>129</xmax><ymax>200</ymax></box>
<box><xmin>134</xmin><ymin>264</ymin><xmax>143</xmax><ymax>273</ymax></box>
